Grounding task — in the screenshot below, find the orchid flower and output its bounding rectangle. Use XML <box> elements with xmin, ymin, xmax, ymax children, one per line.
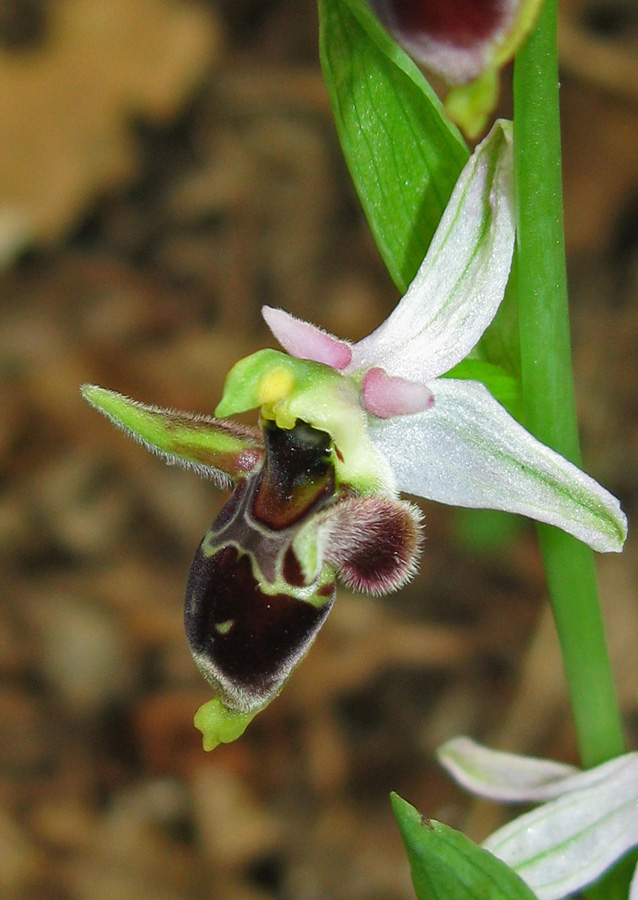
<box><xmin>439</xmin><ymin>737</ymin><xmax>638</xmax><ymax>899</ymax></box>
<box><xmin>237</xmin><ymin>121</ymin><xmax>625</xmax><ymax>556</ymax></box>
<box><xmin>364</xmin><ymin>0</ymin><xmax>544</xmax><ymax>135</ymax></box>
<box><xmin>82</xmin><ymin>121</ymin><xmax>626</xmax><ymax>750</ymax></box>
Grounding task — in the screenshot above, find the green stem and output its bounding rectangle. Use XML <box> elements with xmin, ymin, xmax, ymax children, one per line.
<box><xmin>514</xmin><ymin>11</ymin><xmax>629</xmax><ymax>893</ymax></box>
<box><xmin>513</xmin><ymin>0</ymin><xmax>625</xmax><ymax>768</ymax></box>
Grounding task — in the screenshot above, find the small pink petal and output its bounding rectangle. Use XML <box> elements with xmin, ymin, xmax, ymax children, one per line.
<box><xmin>262</xmin><ymin>306</ymin><xmax>352</xmax><ymax>371</ymax></box>
<box><xmin>362</xmin><ymin>368</ymin><xmax>434</xmax><ymax>419</ymax></box>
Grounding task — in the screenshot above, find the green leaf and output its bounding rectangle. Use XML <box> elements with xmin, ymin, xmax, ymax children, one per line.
<box><xmin>479</xmin><ymin>256</ymin><xmax>521</xmax><ymax>379</ymax></box>
<box><xmin>391</xmin><ymin>793</ymin><xmax>540</xmax><ymax>900</ymax></box>
<box><xmin>453</xmin><ymin>508</ymin><xmax>525</xmax><ymax>556</ymax></box>
<box><xmin>318</xmin><ymin>0</ymin><xmax>468</xmax><ymax>292</ymax></box>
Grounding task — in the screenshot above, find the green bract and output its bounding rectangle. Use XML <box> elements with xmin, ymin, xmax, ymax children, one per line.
<box><xmin>391</xmin><ymin>793</ymin><xmax>540</xmax><ymax>900</ymax></box>
<box><xmin>318</xmin><ymin>0</ymin><xmax>468</xmax><ymax>290</ymax></box>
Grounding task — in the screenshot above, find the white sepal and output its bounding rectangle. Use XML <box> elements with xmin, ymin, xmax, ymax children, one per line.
<box><xmin>349</xmin><ymin>120</ymin><xmax>514</xmax><ymax>383</ymax></box>
<box><xmin>438</xmin><ymin>737</ymin><xmax>579</xmax><ymax>803</ymax></box>
<box><xmin>368</xmin><ymin>377</ymin><xmax>627</xmax><ymax>552</ymax></box>
<box><xmin>482</xmin><ymin>753</ymin><xmax>638</xmax><ymax>900</ymax></box>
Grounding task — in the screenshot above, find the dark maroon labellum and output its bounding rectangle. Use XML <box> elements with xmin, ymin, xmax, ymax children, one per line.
<box><xmin>184</xmin><ymin>417</ymin><xmax>422</xmax><ymax>713</ymax></box>
<box><xmin>184</xmin><ymin>419</ymin><xmax>338</xmax><ymax>711</ymax></box>
<box><xmin>186</xmin><ymin>545</ymin><xmax>334</xmax><ymax>704</ymax></box>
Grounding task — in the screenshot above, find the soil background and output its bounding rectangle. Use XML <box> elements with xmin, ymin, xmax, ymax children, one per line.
<box><xmin>1</xmin><ymin>1</ymin><xmax>637</xmax><ymax>898</ymax></box>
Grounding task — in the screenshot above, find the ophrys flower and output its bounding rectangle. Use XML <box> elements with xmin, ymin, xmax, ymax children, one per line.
<box><xmin>82</xmin><ymin>121</ymin><xmax>626</xmax><ymax>748</ymax></box>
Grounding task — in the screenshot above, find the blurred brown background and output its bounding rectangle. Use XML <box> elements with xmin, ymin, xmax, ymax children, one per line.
<box><xmin>0</xmin><ymin>1</ymin><xmax>637</xmax><ymax>898</ymax></box>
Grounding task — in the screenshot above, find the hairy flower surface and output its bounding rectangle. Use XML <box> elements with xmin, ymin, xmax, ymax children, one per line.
<box><xmin>82</xmin><ymin>121</ymin><xmax>626</xmax><ymax>749</ymax></box>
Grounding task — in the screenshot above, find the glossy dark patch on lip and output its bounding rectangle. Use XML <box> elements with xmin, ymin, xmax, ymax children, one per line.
<box><xmin>185</xmin><ymin>545</ymin><xmax>334</xmax><ymax>700</ymax></box>
<box><xmin>253</xmin><ymin>419</ymin><xmax>336</xmax><ymax>530</ymax></box>
<box><xmin>371</xmin><ymin>0</ymin><xmax>506</xmax><ymax>48</ymax></box>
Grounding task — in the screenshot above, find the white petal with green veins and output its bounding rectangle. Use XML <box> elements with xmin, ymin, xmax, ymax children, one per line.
<box><xmin>369</xmin><ymin>378</ymin><xmax>627</xmax><ymax>552</ymax></box>
<box><xmin>483</xmin><ymin>753</ymin><xmax>638</xmax><ymax>900</ymax></box>
<box><xmin>349</xmin><ymin>120</ymin><xmax>515</xmax><ymax>383</ymax></box>
<box><xmin>438</xmin><ymin>737</ymin><xmax>580</xmax><ymax>803</ymax></box>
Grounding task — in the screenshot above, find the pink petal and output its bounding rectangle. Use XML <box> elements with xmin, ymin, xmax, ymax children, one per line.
<box><xmin>362</xmin><ymin>367</ymin><xmax>434</xmax><ymax>419</ymax></box>
<box><xmin>262</xmin><ymin>306</ymin><xmax>352</xmax><ymax>371</ymax></box>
